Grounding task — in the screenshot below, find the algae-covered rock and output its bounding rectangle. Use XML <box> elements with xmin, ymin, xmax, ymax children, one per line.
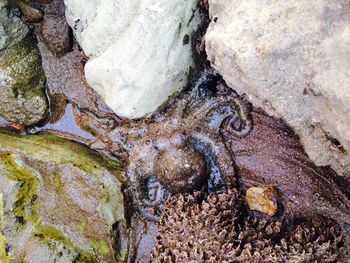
<box><xmin>0</xmin><ymin>131</ymin><xmax>128</xmax><ymax>262</ymax></box>
<box><xmin>0</xmin><ymin>1</ymin><xmax>48</xmax><ymax>126</ymax></box>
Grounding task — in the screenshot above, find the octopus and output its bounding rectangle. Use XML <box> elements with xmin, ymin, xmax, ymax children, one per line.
<box><xmin>104</xmin><ymin>71</ymin><xmax>251</xmax><ymax>220</ymax></box>
<box><xmin>99</xmin><ymin>70</ymin><xmax>350</xmax><ymax>235</ymax></box>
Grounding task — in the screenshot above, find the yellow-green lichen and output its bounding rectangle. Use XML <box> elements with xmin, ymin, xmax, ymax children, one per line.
<box><xmin>79</xmin><ymin>219</ymin><xmax>87</xmax><ymax>235</ymax></box>
<box><xmin>53</xmin><ymin>174</ymin><xmax>62</xmax><ymax>189</ymax></box>
<box><xmin>88</xmin><ymin>239</ymin><xmax>110</xmax><ymax>256</ymax></box>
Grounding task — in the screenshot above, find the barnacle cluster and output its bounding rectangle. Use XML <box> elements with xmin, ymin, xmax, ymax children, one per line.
<box><xmin>151</xmin><ymin>189</ymin><xmax>346</xmax><ymax>262</ymax></box>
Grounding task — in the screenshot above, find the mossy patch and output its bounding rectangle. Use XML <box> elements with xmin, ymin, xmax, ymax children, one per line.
<box><xmin>53</xmin><ymin>174</ymin><xmax>62</xmax><ymax>189</ymax></box>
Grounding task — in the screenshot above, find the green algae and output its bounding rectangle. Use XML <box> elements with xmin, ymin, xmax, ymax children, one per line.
<box><xmin>88</xmin><ymin>239</ymin><xmax>110</xmax><ymax>256</ymax></box>
<box><xmin>0</xmin><ymin>152</ymin><xmax>104</xmax><ymax>261</ymax></box>
<box><xmin>0</xmin><ymin>152</ymin><xmax>39</xmax><ymax>228</ymax></box>
<box><xmin>0</xmin><ymin>132</ymin><xmax>122</xmax><ymax>182</ymax></box>
<box><xmin>79</xmin><ymin>219</ymin><xmax>87</xmax><ymax>235</ymax></box>
<box><xmin>34</xmin><ymin>224</ymin><xmax>100</xmax><ymax>263</ymax></box>
<box><xmin>53</xmin><ymin>174</ymin><xmax>62</xmax><ymax>189</ymax></box>
<box><xmin>0</xmin><ymin>131</ymin><xmax>128</xmax><ymax>262</ymax></box>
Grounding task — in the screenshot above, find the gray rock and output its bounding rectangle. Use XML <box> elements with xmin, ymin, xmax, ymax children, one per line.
<box><xmin>0</xmin><ymin>1</ymin><xmax>48</xmax><ymax>126</ymax></box>
<box><xmin>205</xmin><ymin>0</ymin><xmax>350</xmax><ymax>175</ymax></box>
<box><xmin>0</xmin><ymin>132</ymin><xmax>128</xmax><ymax>263</ymax></box>
<box><xmin>64</xmin><ymin>0</ymin><xmax>201</xmax><ymax>118</ymax></box>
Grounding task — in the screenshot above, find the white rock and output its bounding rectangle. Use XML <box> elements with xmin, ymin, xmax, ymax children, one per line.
<box><xmin>206</xmin><ymin>0</ymin><xmax>350</xmax><ymax>175</ymax></box>
<box><xmin>64</xmin><ymin>0</ymin><xmax>201</xmax><ymax>118</ymax></box>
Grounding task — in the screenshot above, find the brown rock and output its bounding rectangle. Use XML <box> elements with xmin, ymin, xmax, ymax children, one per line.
<box><xmin>246</xmin><ymin>186</ymin><xmax>278</xmax><ymax>217</ymax></box>
<box><xmin>38</xmin><ymin>0</ymin><xmax>72</xmax><ymax>56</ymax></box>
<box><xmin>15</xmin><ymin>0</ymin><xmax>44</xmax><ymax>23</ymax></box>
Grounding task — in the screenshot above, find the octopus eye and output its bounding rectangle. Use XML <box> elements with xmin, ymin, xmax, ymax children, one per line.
<box><xmin>142</xmin><ymin>176</ymin><xmax>168</xmax><ymax>204</ymax></box>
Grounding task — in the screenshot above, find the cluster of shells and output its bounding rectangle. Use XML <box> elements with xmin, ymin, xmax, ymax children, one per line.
<box><xmin>152</xmin><ymin>189</ymin><xmax>346</xmax><ymax>262</ymax></box>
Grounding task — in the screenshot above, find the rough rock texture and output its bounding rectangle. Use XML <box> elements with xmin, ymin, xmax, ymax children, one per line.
<box><xmin>0</xmin><ymin>1</ymin><xmax>48</xmax><ymax>126</ymax></box>
<box><xmin>151</xmin><ymin>189</ymin><xmax>347</xmax><ymax>262</ymax></box>
<box><xmin>38</xmin><ymin>0</ymin><xmax>72</xmax><ymax>56</ymax></box>
<box><xmin>13</xmin><ymin>0</ymin><xmax>44</xmax><ymax>23</ymax></box>
<box><xmin>64</xmin><ymin>0</ymin><xmax>201</xmax><ymax>118</ymax></box>
<box><xmin>205</xmin><ymin>0</ymin><xmax>350</xmax><ymax>176</ymax></box>
<box><xmin>0</xmin><ymin>131</ymin><xmax>128</xmax><ymax>262</ymax></box>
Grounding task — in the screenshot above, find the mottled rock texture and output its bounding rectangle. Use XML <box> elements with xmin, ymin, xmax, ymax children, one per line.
<box><xmin>0</xmin><ymin>132</ymin><xmax>128</xmax><ymax>263</ymax></box>
<box><xmin>64</xmin><ymin>0</ymin><xmax>201</xmax><ymax>118</ymax></box>
<box><xmin>0</xmin><ymin>1</ymin><xmax>48</xmax><ymax>126</ymax></box>
<box><xmin>39</xmin><ymin>0</ymin><xmax>72</xmax><ymax>56</ymax></box>
<box><xmin>205</xmin><ymin>0</ymin><xmax>350</xmax><ymax>176</ymax></box>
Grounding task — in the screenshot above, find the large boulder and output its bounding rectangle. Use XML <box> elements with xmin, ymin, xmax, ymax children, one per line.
<box><xmin>0</xmin><ymin>1</ymin><xmax>48</xmax><ymax>126</ymax></box>
<box><xmin>205</xmin><ymin>0</ymin><xmax>350</xmax><ymax>175</ymax></box>
<box><xmin>0</xmin><ymin>132</ymin><xmax>128</xmax><ymax>262</ymax></box>
<box><xmin>64</xmin><ymin>0</ymin><xmax>201</xmax><ymax>118</ymax></box>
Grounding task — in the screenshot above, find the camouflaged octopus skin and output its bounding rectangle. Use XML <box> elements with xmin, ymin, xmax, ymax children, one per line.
<box><xmin>107</xmin><ymin>72</ymin><xmax>254</xmax><ymax>220</ymax></box>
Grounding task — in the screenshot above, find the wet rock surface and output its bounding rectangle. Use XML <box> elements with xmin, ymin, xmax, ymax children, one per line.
<box><xmin>18</xmin><ymin>0</ymin><xmax>121</xmax><ymax>142</ymax></box>
<box><xmin>230</xmin><ymin>107</ymin><xmax>350</xmax><ymax>225</ymax></box>
<box><xmin>0</xmin><ymin>1</ymin><xmax>48</xmax><ymax>126</ymax></box>
<box><xmin>0</xmin><ymin>131</ymin><xmax>127</xmax><ymax>262</ymax></box>
<box><xmin>205</xmin><ymin>0</ymin><xmax>350</xmax><ymax>176</ymax></box>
